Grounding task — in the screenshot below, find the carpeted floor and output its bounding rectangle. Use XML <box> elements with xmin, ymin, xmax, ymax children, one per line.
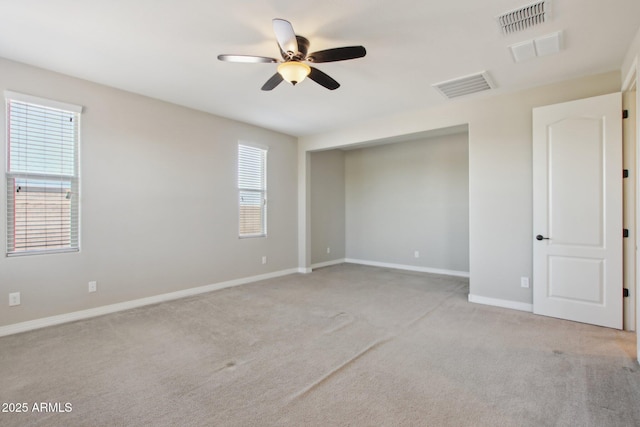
<box><xmin>0</xmin><ymin>264</ymin><xmax>638</xmax><ymax>426</ymax></box>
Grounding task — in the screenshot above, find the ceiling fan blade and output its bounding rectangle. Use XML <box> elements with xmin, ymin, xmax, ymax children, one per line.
<box><xmin>308</xmin><ymin>67</ymin><xmax>340</xmax><ymax>90</ymax></box>
<box><xmin>261</xmin><ymin>73</ymin><xmax>284</xmax><ymax>91</ymax></box>
<box><xmin>218</xmin><ymin>54</ymin><xmax>277</xmax><ymax>63</ymax></box>
<box><xmin>273</xmin><ymin>18</ymin><xmax>298</xmax><ymax>56</ymax></box>
<box><xmin>307</xmin><ymin>46</ymin><xmax>367</xmax><ymax>63</ymax></box>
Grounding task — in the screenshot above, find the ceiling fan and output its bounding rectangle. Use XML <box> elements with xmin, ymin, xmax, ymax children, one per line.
<box><xmin>218</xmin><ymin>18</ymin><xmax>366</xmax><ymax>91</ymax></box>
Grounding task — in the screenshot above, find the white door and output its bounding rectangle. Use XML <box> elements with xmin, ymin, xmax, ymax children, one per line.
<box><xmin>533</xmin><ymin>92</ymin><xmax>622</xmax><ymax>329</ymax></box>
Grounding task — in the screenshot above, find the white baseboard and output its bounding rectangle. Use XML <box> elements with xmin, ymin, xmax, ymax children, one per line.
<box><xmin>298</xmin><ymin>267</ymin><xmax>312</xmax><ymax>274</ymax></box>
<box><xmin>311</xmin><ymin>259</ymin><xmax>346</xmax><ymax>270</ymax></box>
<box><xmin>468</xmin><ymin>294</ymin><xmax>533</xmax><ymax>312</ymax></box>
<box><xmin>345</xmin><ymin>258</ymin><xmax>470</xmax><ymax>278</ymax></box>
<box><xmin>0</xmin><ymin>268</ymin><xmax>299</xmax><ymax>337</ymax></box>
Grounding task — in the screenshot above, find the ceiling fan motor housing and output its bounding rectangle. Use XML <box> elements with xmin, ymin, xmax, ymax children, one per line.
<box><xmin>284</xmin><ymin>36</ymin><xmax>310</xmax><ymax>60</ymax></box>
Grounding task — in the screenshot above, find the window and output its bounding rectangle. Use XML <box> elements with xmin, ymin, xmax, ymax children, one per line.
<box><xmin>238</xmin><ymin>143</ymin><xmax>267</xmax><ymax>237</ymax></box>
<box><xmin>5</xmin><ymin>91</ymin><xmax>82</xmax><ymax>256</ymax></box>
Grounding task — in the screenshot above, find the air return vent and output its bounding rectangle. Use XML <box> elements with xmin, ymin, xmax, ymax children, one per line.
<box><xmin>497</xmin><ymin>1</ymin><xmax>549</xmax><ymax>35</ymax></box>
<box><xmin>432</xmin><ymin>72</ymin><xmax>495</xmax><ymax>99</ymax></box>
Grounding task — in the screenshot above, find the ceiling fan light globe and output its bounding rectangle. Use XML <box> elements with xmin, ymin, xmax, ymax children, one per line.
<box><xmin>277</xmin><ymin>61</ymin><xmax>311</xmax><ymax>85</ymax></box>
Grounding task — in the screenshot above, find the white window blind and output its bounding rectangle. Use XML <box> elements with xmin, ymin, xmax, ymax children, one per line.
<box><xmin>238</xmin><ymin>143</ymin><xmax>267</xmax><ymax>237</ymax></box>
<box><xmin>5</xmin><ymin>92</ymin><xmax>82</xmax><ymax>255</ymax></box>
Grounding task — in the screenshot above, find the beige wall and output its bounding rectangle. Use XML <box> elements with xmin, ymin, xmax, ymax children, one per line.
<box><xmin>0</xmin><ymin>57</ymin><xmax>298</xmax><ymax>327</ymax></box>
<box><xmin>344</xmin><ymin>133</ymin><xmax>469</xmax><ymax>272</ymax></box>
<box><xmin>310</xmin><ymin>150</ymin><xmax>346</xmax><ymax>265</ymax></box>
<box><xmin>622</xmin><ymin>27</ymin><xmax>640</xmax><ymax>88</ymax></box>
<box><xmin>299</xmin><ymin>71</ymin><xmax>621</xmax><ymax>306</ymax></box>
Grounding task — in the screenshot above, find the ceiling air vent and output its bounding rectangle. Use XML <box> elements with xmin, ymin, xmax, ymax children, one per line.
<box><xmin>497</xmin><ymin>1</ymin><xmax>549</xmax><ymax>35</ymax></box>
<box><xmin>432</xmin><ymin>72</ymin><xmax>495</xmax><ymax>99</ymax></box>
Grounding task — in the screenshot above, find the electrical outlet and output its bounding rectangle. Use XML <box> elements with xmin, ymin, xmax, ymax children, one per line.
<box><xmin>88</xmin><ymin>281</ymin><xmax>97</xmax><ymax>293</ymax></box>
<box><xmin>327</xmin><ymin>247</ymin><xmax>331</xmax><ymax>254</ymax></box>
<box><xmin>521</xmin><ymin>277</ymin><xmax>530</xmax><ymax>288</ymax></box>
<box><xmin>9</xmin><ymin>292</ymin><xmax>20</xmax><ymax>306</ymax></box>
<box><xmin>414</xmin><ymin>251</ymin><xmax>420</xmax><ymax>258</ymax></box>
<box><xmin>262</xmin><ymin>256</ymin><xmax>267</xmax><ymax>265</ymax></box>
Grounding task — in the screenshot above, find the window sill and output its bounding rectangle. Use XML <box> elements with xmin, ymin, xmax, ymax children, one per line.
<box><xmin>7</xmin><ymin>248</ymin><xmax>80</xmax><ymax>257</ymax></box>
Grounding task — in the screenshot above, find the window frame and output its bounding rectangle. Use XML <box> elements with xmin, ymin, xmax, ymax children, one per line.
<box><xmin>5</xmin><ymin>90</ymin><xmax>83</xmax><ymax>257</ymax></box>
<box><xmin>237</xmin><ymin>142</ymin><xmax>267</xmax><ymax>238</ymax></box>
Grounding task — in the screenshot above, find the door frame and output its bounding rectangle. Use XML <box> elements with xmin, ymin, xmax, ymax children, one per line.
<box><xmin>622</xmin><ymin>55</ymin><xmax>639</xmax><ymax>360</ymax></box>
<box><xmin>623</xmin><ymin>74</ymin><xmax>637</xmax><ymax>332</ymax></box>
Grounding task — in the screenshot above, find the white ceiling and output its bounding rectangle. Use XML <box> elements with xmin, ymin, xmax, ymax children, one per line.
<box><xmin>0</xmin><ymin>0</ymin><xmax>639</xmax><ymax>136</ymax></box>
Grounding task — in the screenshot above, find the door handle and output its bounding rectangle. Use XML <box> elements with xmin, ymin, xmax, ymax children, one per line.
<box><xmin>536</xmin><ymin>235</ymin><xmax>550</xmax><ymax>241</ymax></box>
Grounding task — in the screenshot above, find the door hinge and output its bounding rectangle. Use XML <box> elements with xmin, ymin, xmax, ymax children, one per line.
<box><xmin>624</xmin><ymin>169</ymin><xmax>629</xmax><ymax>178</ymax></box>
<box><xmin>624</xmin><ymin>288</ymin><xmax>630</xmax><ymax>298</ymax></box>
<box><xmin>623</xmin><ymin>229</ymin><xmax>630</xmax><ymax>238</ymax></box>
<box><xmin>623</xmin><ymin>110</ymin><xmax>629</xmax><ymax>119</ymax></box>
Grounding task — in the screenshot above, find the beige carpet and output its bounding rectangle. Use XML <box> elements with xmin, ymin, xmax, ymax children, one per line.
<box><xmin>0</xmin><ymin>264</ymin><xmax>638</xmax><ymax>426</ymax></box>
